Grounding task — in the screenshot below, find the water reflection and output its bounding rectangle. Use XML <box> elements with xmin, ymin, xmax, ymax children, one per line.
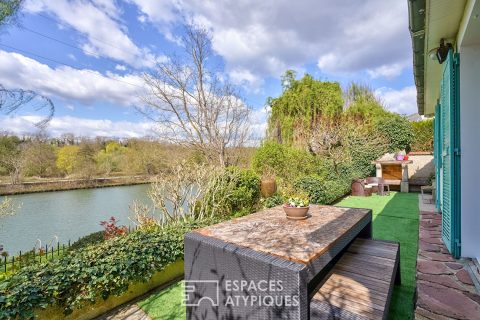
<box><xmin>0</xmin><ymin>184</ymin><xmax>151</xmax><ymax>254</ymax></box>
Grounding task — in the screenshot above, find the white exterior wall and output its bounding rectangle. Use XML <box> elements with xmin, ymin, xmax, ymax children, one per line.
<box><xmin>459</xmin><ymin>44</ymin><xmax>480</xmax><ymax>259</ymax></box>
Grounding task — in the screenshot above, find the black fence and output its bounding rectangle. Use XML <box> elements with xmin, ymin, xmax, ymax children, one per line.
<box><xmin>1</xmin><ymin>226</ymin><xmax>140</xmax><ymax>274</ymax></box>
<box><xmin>1</xmin><ymin>241</ymin><xmax>71</xmax><ymax>274</ymax></box>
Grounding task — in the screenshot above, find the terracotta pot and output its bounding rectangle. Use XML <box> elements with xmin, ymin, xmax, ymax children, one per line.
<box><xmin>260</xmin><ymin>178</ymin><xmax>277</xmax><ymax>198</ymax></box>
<box><xmin>283</xmin><ymin>205</ymin><xmax>309</xmax><ymax>220</ymax></box>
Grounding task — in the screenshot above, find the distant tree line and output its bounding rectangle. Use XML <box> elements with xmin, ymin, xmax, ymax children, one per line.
<box><xmin>0</xmin><ymin>133</ymin><xmax>210</xmax><ymax>184</ymax></box>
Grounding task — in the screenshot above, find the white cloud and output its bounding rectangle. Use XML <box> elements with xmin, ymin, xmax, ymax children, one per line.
<box><xmin>375</xmin><ymin>86</ymin><xmax>417</xmax><ymax>115</ymax></box>
<box><xmin>138</xmin><ymin>14</ymin><xmax>147</xmax><ymax>23</ymax></box>
<box><xmin>367</xmin><ymin>63</ymin><xmax>408</xmax><ymax>79</ymax></box>
<box><xmin>0</xmin><ymin>115</ymin><xmax>155</xmax><ymax>138</ymax></box>
<box><xmin>127</xmin><ymin>0</ymin><xmax>181</xmax><ymax>25</ymax></box>
<box><xmin>115</xmin><ymin>64</ymin><xmax>127</xmax><ymax>71</ymax></box>
<box><xmin>24</xmin><ymin>0</ymin><xmax>164</xmax><ymax>68</ymax></box>
<box><xmin>248</xmin><ymin>107</ymin><xmax>269</xmax><ymax>144</ymax></box>
<box><xmin>0</xmin><ymin>50</ymin><xmax>144</xmax><ymax>106</ymax></box>
<box><xmin>229</xmin><ymin>68</ymin><xmax>264</xmax><ymax>93</ymax></box>
<box><xmin>129</xmin><ymin>0</ymin><xmax>411</xmax><ymax>88</ymax></box>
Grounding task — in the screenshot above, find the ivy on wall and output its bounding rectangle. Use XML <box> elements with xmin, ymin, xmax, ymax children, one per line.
<box><xmin>411</xmin><ymin>119</ymin><xmax>434</xmax><ymax>152</ymax></box>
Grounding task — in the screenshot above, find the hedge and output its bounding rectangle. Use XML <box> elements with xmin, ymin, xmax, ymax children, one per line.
<box><xmin>376</xmin><ymin>115</ymin><xmax>414</xmax><ymax>153</ymax></box>
<box><xmin>411</xmin><ymin>119</ymin><xmax>434</xmax><ymax>152</ymax></box>
<box><xmin>36</xmin><ymin>260</ymin><xmax>184</xmax><ymax>320</ymax></box>
<box><xmin>226</xmin><ymin>167</ymin><xmax>261</xmax><ymax>212</ymax></box>
<box><xmin>294</xmin><ymin>175</ymin><xmax>350</xmax><ymax>204</ymax></box>
<box><xmin>0</xmin><ymin>217</ymin><xmax>222</xmax><ymax>319</ymax></box>
<box><xmin>251</xmin><ymin>141</ymin><xmax>318</xmax><ymax>181</ymax></box>
<box><xmin>69</xmin><ymin>231</ymin><xmax>105</xmax><ymax>251</ymax></box>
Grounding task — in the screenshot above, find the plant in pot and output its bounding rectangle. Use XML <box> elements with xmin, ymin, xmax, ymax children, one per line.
<box><xmin>283</xmin><ymin>196</ymin><xmax>310</xmax><ymax>220</ymax></box>
<box><xmin>395</xmin><ymin>150</ymin><xmax>406</xmax><ymax>161</ymax></box>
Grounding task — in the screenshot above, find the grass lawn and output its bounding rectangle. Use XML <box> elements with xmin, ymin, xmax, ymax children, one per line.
<box><xmin>336</xmin><ymin>192</ymin><xmax>419</xmax><ymax>320</ymax></box>
<box><xmin>139</xmin><ymin>192</ymin><xmax>419</xmax><ymax>320</ymax></box>
<box><xmin>138</xmin><ymin>281</ymin><xmax>185</xmax><ymax>320</ymax></box>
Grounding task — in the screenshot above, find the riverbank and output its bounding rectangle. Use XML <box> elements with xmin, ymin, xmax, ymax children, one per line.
<box><xmin>0</xmin><ymin>175</ymin><xmax>153</xmax><ymax>195</ymax></box>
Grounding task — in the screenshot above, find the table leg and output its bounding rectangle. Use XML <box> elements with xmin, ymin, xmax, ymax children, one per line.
<box><xmin>357</xmin><ymin>221</ymin><xmax>372</xmax><ymax>239</ymax></box>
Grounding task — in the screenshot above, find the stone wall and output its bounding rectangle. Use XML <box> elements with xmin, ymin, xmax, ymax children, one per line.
<box><xmin>408</xmin><ymin>152</ymin><xmax>434</xmax><ymax>186</ymax></box>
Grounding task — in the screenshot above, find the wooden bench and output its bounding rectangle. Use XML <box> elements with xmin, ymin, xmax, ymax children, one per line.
<box><xmin>310</xmin><ymin>238</ymin><xmax>401</xmax><ymax>320</ymax></box>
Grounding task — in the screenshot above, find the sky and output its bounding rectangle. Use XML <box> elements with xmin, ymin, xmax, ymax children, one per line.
<box><xmin>0</xmin><ymin>0</ymin><xmax>417</xmax><ymax>139</ymax></box>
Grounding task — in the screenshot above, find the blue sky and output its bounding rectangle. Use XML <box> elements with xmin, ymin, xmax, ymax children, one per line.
<box><xmin>0</xmin><ymin>0</ymin><xmax>416</xmax><ymax>139</ymax></box>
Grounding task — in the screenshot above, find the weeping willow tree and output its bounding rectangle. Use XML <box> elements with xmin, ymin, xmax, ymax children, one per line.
<box><xmin>343</xmin><ymin>82</ymin><xmax>414</xmax><ymax>153</ymax></box>
<box><xmin>343</xmin><ymin>83</ymin><xmax>391</xmax><ymax>122</ymax></box>
<box><xmin>267</xmin><ymin>70</ymin><xmax>343</xmax><ymax>147</ymax></box>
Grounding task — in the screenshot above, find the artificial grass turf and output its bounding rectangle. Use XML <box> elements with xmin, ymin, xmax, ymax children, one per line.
<box><xmin>139</xmin><ymin>192</ymin><xmax>419</xmax><ymax>320</ymax></box>
<box><xmin>336</xmin><ymin>192</ymin><xmax>419</xmax><ymax>320</ymax></box>
<box><xmin>138</xmin><ymin>281</ymin><xmax>186</xmax><ymax>320</ymax></box>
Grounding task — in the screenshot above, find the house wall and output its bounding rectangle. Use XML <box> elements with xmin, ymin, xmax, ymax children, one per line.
<box><xmin>459</xmin><ymin>44</ymin><xmax>480</xmax><ymax>259</ymax></box>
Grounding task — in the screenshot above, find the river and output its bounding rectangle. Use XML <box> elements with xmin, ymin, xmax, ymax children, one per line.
<box><xmin>0</xmin><ymin>184</ymin><xmax>152</xmax><ymax>255</ymax></box>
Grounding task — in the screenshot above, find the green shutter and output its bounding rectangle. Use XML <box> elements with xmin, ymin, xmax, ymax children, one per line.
<box><xmin>440</xmin><ymin>50</ymin><xmax>461</xmax><ymax>258</ymax></box>
<box><xmin>434</xmin><ymin>104</ymin><xmax>441</xmax><ymax>210</ymax></box>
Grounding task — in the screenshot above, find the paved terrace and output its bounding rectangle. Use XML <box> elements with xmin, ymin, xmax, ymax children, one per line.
<box><xmin>415</xmin><ymin>197</ymin><xmax>480</xmax><ymax>320</ymax></box>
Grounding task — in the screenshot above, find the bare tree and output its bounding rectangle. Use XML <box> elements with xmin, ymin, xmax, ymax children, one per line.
<box><xmin>343</xmin><ymin>82</ymin><xmax>378</xmax><ymax>110</ymax></box>
<box><xmin>0</xmin><ymin>85</ymin><xmax>54</xmax><ymax>128</ymax></box>
<box><xmin>142</xmin><ymin>24</ymin><xmax>251</xmax><ymax>167</ymax></box>
<box><xmin>1</xmin><ymin>2</ymin><xmax>55</xmax><ymax>128</ymax></box>
<box><xmin>0</xmin><ymin>134</ymin><xmax>25</xmax><ymax>184</ymax></box>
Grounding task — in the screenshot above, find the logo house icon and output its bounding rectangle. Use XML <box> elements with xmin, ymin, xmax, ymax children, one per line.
<box><xmin>183</xmin><ymin>280</ymin><xmax>220</xmax><ymax>307</ymax></box>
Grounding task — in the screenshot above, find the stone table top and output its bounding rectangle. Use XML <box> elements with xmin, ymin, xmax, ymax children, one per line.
<box><xmin>194</xmin><ymin>205</ymin><xmax>371</xmax><ymax>265</ymax></box>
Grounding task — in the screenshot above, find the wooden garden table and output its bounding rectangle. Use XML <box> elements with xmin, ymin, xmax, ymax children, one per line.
<box><xmin>184</xmin><ymin>205</ymin><xmax>372</xmax><ymax>320</ymax></box>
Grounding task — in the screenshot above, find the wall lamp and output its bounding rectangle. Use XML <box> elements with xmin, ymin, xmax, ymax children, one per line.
<box><xmin>428</xmin><ymin>39</ymin><xmax>453</xmax><ymax>64</ymax></box>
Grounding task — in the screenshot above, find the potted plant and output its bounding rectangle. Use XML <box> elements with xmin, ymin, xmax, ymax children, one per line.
<box><xmin>395</xmin><ymin>150</ymin><xmax>406</xmax><ymax>161</ymax></box>
<box><xmin>283</xmin><ymin>196</ymin><xmax>310</xmax><ymax>220</ymax></box>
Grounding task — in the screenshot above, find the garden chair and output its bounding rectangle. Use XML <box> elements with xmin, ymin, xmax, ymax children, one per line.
<box><xmin>351</xmin><ymin>179</ymin><xmax>372</xmax><ymax>196</ymax></box>
<box><xmin>366</xmin><ymin>177</ymin><xmax>390</xmax><ymax>196</ymax></box>
<box><xmin>421</xmin><ymin>179</ymin><xmax>436</xmax><ymax>204</ymax></box>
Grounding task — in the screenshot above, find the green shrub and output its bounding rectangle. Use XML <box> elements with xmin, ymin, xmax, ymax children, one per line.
<box><xmin>227</xmin><ymin>167</ymin><xmax>261</xmax><ymax>212</ymax></box>
<box><xmin>411</xmin><ymin>119</ymin><xmax>434</xmax><ymax>151</ymax></box>
<box><xmin>294</xmin><ymin>175</ymin><xmax>350</xmax><ymax>204</ymax></box>
<box><xmin>198</xmin><ymin>167</ymin><xmax>261</xmax><ymax>218</ymax></box>
<box><xmin>69</xmin><ymin>231</ymin><xmax>105</xmax><ymax>251</ymax></box>
<box><xmin>377</xmin><ymin>115</ymin><xmax>414</xmax><ymax>152</ymax></box>
<box><xmin>0</xmin><ymin>217</ymin><xmax>221</xmax><ymax>319</ymax></box>
<box><xmin>262</xmin><ymin>194</ymin><xmax>284</xmax><ymax>208</ymax></box>
<box><xmin>344</xmin><ymin>97</ymin><xmax>390</xmax><ymax>121</ymax></box>
<box><xmin>251</xmin><ymin>141</ymin><xmax>318</xmax><ymax>182</ymax></box>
